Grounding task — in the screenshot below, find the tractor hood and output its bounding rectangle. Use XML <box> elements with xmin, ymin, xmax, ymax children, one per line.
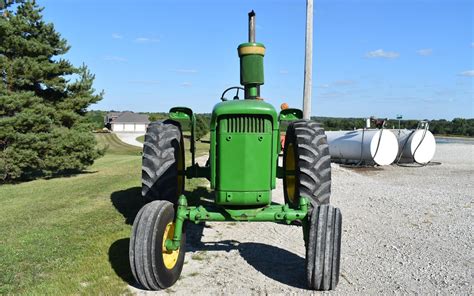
<box><xmin>210</xmin><ymin>100</ymin><xmax>278</xmax><ymax>131</ymax></box>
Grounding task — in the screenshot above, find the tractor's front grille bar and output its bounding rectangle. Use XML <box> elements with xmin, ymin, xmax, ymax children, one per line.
<box><xmin>226</xmin><ymin>115</ymin><xmax>266</xmax><ymax>133</ymax></box>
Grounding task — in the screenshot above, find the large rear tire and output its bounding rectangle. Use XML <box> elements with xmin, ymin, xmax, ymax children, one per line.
<box><xmin>129</xmin><ymin>200</ymin><xmax>186</xmax><ymax>290</ymax></box>
<box><xmin>306</xmin><ymin>204</ymin><xmax>342</xmax><ymax>291</ymax></box>
<box><xmin>283</xmin><ymin>120</ymin><xmax>331</xmax><ymax>208</ymax></box>
<box><xmin>142</xmin><ymin>121</ymin><xmax>185</xmax><ymax>203</ymax></box>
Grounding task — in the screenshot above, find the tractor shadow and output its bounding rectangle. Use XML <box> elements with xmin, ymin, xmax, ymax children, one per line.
<box><xmin>108</xmin><ymin>238</ymin><xmax>135</xmax><ymax>286</ymax></box>
<box><xmin>108</xmin><ymin>186</ymin><xmax>305</xmax><ymax>289</ymax></box>
<box><xmin>108</xmin><ymin>186</ymin><xmax>143</xmax><ymax>287</ymax></box>
<box><xmin>185</xmin><ymin>184</ymin><xmax>306</xmax><ymax>288</ymax></box>
<box><xmin>186</xmin><ymin>227</ymin><xmax>306</xmax><ymax>289</ymax></box>
<box><xmin>110</xmin><ymin>186</ymin><xmax>144</xmax><ymax>225</ymax></box>
<box><xmin>238</xmin><ymin>242</ymin><xmax>306</xmax><ymax>288</ymax></box>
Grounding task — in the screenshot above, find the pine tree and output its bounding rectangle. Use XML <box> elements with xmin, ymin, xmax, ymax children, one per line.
<box><xmin>0</xmin><ymin>1</ymin><xmax>103</xmax><ymax>181</ymax></box>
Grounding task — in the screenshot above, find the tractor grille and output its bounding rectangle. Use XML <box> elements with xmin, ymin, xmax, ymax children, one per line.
<box><xmin>225</xmin><ymin>115</ymin><xmax>268</xmax><ymax>133</ymax></box>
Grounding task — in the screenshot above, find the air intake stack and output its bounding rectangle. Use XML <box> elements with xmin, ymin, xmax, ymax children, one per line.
<box><xmin>238</xmin><ymin>10</ymin><xmax>265</xmax><ymax>99</ymax></box>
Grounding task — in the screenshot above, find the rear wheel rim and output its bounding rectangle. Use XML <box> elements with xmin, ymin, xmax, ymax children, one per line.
<box><xmin>177</xmin><ymin>138</ymin><xmax>185</xmax><ymax>197</ymax></box>
<box><xmin>285</xmin><ymin>143</ymin><xmax>297</xmax><ymax>203</ymax></box>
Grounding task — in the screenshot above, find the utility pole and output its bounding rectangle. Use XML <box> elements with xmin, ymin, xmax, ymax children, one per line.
<box><xmin>302</xmin><ymin>0</ymin><xmax>313</xmax><ymax>120</ymax></box>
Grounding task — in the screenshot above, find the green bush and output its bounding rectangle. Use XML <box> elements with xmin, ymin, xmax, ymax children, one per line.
<box><xmin>195</xmin><ymin>115</ymin><xmax>209</xmax><ymax>140</ymax></box>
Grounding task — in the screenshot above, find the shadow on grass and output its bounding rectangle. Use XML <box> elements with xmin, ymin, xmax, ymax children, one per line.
<box><xmin>1</xmin><ymin>170</ymin><xmax>98</xmax><ymax>185</ymax></box>
<box><xmin>49</xmin><ymin>169</ymin><xmax>99</xmax><ymax>178</ymax></box>
<box><xmin>110</xmin><ymin>187</ymin><xmax>144</xmax><ymax>225</ymax></box>
<box><xmin>108</xmin><ymin>238</ymin><xmax>135</xmax><ymax>286</ymax></box>
<box><xmin>108</xmin><ymin>187</ymin><xmax>144</xmax><ymax>287</ymax></box>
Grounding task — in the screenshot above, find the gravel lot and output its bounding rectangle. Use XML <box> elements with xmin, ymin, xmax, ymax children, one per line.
<box><xmin>131</xmin><ymin>142</ymin><xmax>473</xmax><ymax>295</ymax></box>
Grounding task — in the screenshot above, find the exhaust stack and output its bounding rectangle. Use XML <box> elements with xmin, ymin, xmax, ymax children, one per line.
<box><xmin>248</xmin><ymin>10</ymin><xmax>256</xmax><ymax>42</ymax></box>
<box><xmin>238</xmin><ymin>10</ymin><xmax>265</xmax><ymax>99</ymax></box>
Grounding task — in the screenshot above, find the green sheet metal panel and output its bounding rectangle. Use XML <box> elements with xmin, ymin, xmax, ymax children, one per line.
<box><xmin>215</xmin><ymin>114</ymin><xmax>273</xmax><ymax>205</ymax></box>
<box><xmin>209</xmin><ymin>100</ymin><xmax>279</xmax><ymax>192</ymax></box>
<box><xmin>210</xmin><ymin>100</ymin><xmax>278</xmax><ymax>130</ymax></box>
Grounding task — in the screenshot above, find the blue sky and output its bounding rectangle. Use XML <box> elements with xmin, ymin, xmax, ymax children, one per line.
<box><xmin>39</xmin><ymin>0</ymin><xmax>473</xmax><ymax>120</ymax></box>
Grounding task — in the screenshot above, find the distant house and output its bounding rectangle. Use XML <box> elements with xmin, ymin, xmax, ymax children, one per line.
<box><xmin>105</xmin><ymin>111</ymin><xmax>150</xmax><ymax>132</ymax></box>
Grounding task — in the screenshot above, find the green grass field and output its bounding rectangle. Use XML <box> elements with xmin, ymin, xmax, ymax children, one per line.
<box><xmin>96</xmin><ymin>133</ymin><xmax>142</xmax><ymax>155</ymax></box>
<box><xmin>135</xmin><ymin>134</ymin><xmax>144</xmax><ymax>144</ymax></box>
<box><xmin>0</xmin><ymin>133</ymin><xmax>209</xmax><ymax>295</ymax></box>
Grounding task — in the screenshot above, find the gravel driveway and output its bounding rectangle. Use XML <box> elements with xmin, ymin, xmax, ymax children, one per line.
<box><xmin>130</xmin><ymin>143</ymin><xmax>473</xmax><ymax>295</ymax></box>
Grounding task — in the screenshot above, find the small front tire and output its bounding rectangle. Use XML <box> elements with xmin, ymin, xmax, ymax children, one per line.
<box><xmin>306</xmin><ymin>204</ymin><xmax>342</xmax><ymax>291</ymax></box>
<box><xmin>129</xmin><ymin>200</ymin><xmax>186</xmax><ymax>290</ymax></box>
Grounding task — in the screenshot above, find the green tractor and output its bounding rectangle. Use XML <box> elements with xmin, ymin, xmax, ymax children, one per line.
<box><xmin>129</xmin><ymin>11</ymin><xmax>342</xmax><ymax>291</ymax></box>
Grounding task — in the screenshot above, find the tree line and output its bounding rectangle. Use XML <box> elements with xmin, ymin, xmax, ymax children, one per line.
<box><xmin>312</xmin><ymin>117</ymin><xmax>474</xmax><ymax>137</ymax></box>
<box><xmin>88</xmin><ymin>110</ymin><xmax>474</xmax><ymax>139</ymax></box>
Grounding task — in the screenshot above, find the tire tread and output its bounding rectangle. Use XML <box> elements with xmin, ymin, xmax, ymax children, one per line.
<box><xmin>141</xmin><ymin>121</ymin><xmax>183</xmax><ymax>203</ymax></box>
<box><xmin>306</xmin><ymin>204</ymin><xmax>342</xmax><ymax>291</ymax></box>
<box><xmin>129</xmin><ymin>200</ymin><xmax>186</xmax><ymax>290</ymax></box>
<box><xmin>283</xmin><ymin>120</ymin><xmax>332</xmax><ymax>207</ymax></box>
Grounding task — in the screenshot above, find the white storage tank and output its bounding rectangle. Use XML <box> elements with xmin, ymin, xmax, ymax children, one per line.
<box><xmin>326</xmin><ymin>129</ymin><xmax>399</xmax><ymax>166</ymax></box>
<box><xmin>393</xmin><ymin>129</ymin><xmax>436</xmax><ymax>164</ymax></box>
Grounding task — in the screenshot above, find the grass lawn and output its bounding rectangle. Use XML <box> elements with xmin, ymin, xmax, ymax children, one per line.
<box><xmin>135</xmin><ymin>134</ymin><xmax>144</xmax><ymax>144</ymax></box>
<box><xmin>0</xmin><ymin>133</ymin><xmax>209</xmax><ymax>295</ymax></box>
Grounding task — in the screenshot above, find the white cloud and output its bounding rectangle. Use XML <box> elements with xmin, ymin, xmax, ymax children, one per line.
<box><xmin>135</xmin><ymin>37</ymin><xmax>160</xmax><ymax>43</ymax></box>
<box><xmin>173</xmin><ymin>69</ymin><xmax>198</xmax><ymax>74</ymax></box>
<box><xmin>279</xmin><ymin>69</ymin><xmax>289</xmax><ymax>74</ymax></box>
<box><xmin>459</xmin><ymin>70</ymin><xmax>474</xmax><ymax>77</ymax></box>
<box><xmin>366</xmin><ymin>49</ymin><xmax>400</xmax><ymax>59</ymax></box>
<box><xmin>318</xmin><ymin>91</ymin><xmax>346</xmax><ymax>100</ymax></box>
<box><xmin>112</xmin><ymin>33</ymin><xmax>123</xmax><ymax>39</ymax></box>
<box><xmin>319</xmin><ymin>84</ymin><xmax>330</xmax><ymax>88</ymax></box>
<box><xmin>333</xmin><ymin>79</ymin><xmax>356</xmax><ymax>86</ymax></box>
<box><xmin>104</xmin><ymin>55</ymin><xmax>127</xmax><ymax>62</ymax></box>
<box><xmin>416</xmin><ymin>48</ymin><xmax>432</xmax><ymax>56</ymax></box>
<box><xmin>181</xmin><ymin>82</ymin><xmax>192</xmax><ymax>87</ymax></box>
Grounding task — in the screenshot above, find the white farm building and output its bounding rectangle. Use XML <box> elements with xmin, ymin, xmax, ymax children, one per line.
<box><xmin>105</xmin><ymin>112</ymin><xmax>150</xmax><ymax>132</ymax></box>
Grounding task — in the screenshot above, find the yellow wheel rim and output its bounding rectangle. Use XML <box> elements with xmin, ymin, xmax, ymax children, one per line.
<box><xmin>177</xmin><ymin>138</ymin><xmax>184</xmax><ymax>197</ymax></box>
<box><xmin>285</xmin><ymin>143</ymin><xmax>297</xmax><ymax>204</ymax></box>
<box><xmin>162</xmin><ymin>222</ymin><xmax>180</xmax><ymax>269</ymax></box>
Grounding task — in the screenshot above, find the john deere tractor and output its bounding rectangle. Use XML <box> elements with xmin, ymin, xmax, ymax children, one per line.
<box><xmin>129</xmin><ymin>11</ymin><xmax>342</xmax><ymax>291</ymax></box>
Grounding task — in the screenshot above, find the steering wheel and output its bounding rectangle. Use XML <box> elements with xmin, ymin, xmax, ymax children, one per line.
<box><xmin>220</xmin><ymin>86</ymin><xmax>245</xmax><ymax>101</ymax></box>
